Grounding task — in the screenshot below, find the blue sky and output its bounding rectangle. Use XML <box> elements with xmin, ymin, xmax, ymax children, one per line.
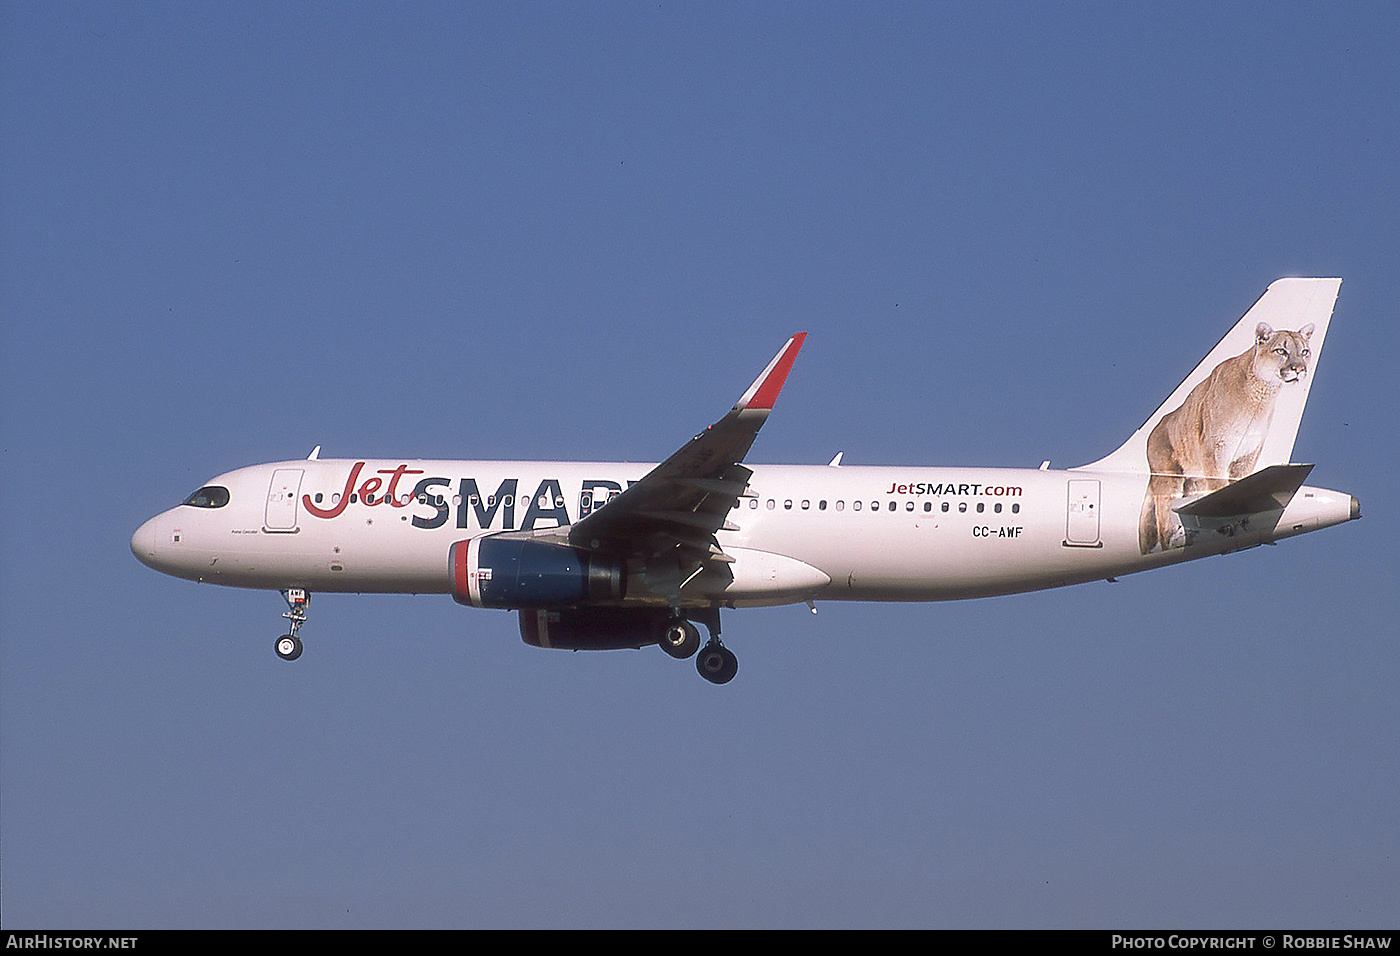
<box><xmin>2</xmin><ymin>1</ymin><xmax>1397</xmax><ymax>929</ymax></box>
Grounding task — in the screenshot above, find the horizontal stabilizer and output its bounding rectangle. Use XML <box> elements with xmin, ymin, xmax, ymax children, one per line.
<box><xmin>1172</xmin><ymin>463</ymin><xmax>1314</xmax><ymax>519</ymax></box>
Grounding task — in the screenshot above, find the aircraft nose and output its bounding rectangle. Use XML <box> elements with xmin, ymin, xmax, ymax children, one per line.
<box><xmin>130</xmin><ymin>516</ymin><xmax>161</xmax><ymax>569</ymax></box>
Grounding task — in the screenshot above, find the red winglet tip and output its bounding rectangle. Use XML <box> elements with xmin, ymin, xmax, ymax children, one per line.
<box><xmin>745</xmin><ymin>332</ymin><xmax>807</xmax><ymax>411</ymax></box>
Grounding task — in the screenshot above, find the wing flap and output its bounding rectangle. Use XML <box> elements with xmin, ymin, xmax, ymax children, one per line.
<box><xmin>638</xmin><ymin>509</ymin><xmax>741</xmax><ymax>533</ymax></box>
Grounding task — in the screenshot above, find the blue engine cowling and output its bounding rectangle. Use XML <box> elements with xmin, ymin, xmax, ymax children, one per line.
<box><xmin>450</xmin><ymin>537</ymin><xmax>625</xmax><ymax>609</ymax></box>
<box><xmin>518</xmin><ymin>606</ymin><xmax>672</xmax><ymax>650</ymax></box>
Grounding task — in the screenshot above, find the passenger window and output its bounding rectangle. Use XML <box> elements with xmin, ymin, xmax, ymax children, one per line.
<box><xmin>853</xmin><ymin>501</ymin><xmax>862</xmax><ymax>511</ymax></box>
<box><xmin>905</xmin><ymin>501</ymin><xmax>914</xmax><ymax>512</ymax></box>
<box><xmin>784</xmin><ymin>500</ymin><xmax>793</xmax><ymax>510</ymax></box>
<box><xmin>958</xmin><ymin>502</ymin><xmax>967</xmax><ymax>513</ymax></box>
<box><xmin>1012</xmin><ymin>503</ymin><xmax>1020</xmax><ymax>514</ymax></box>
<box><xmin>923</xmin><ymin>502</ymin><xmax>931</xmax><ymax>512</ymax></box>
<box><xmin>994</xmin><ymin>503</ymin><xmax>1002</xmax><ymax>513</ymax></box>
<box><xmin>818</xmin><ymin>500</ymin><xmax>827</xmax><ymax>511</ymax></box>
<box><xmin>976</xmin><ymin>502</ymin><xmax>985</xmax><ymax>513</ymax></box>
<box><xmin>836</xmin><ymin>501</ymin><xmax>845</xmax><ymax>511</ymax></box>
<box><xmin>767</xmin><ymin>500</ymin><xmax>775</xmax><ymax>510</ymax></box>
<box><xmin>801</xmin><ymin>500</ymin><xmax>810</xmax><ymax>510</ymax></box>
<box><xmin>941</xmin><ymin>502</ymin><xmax>949</xmax><ymax>513</ymax></box>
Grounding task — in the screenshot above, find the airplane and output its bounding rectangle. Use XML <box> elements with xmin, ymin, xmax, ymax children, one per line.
<box><xmin>131</xmin><ymin>277</ymin><xmax>1359</xmax><ymax>684</ymax></box>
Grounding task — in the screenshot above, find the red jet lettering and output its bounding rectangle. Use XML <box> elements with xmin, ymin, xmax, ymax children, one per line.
<box><xmin>303</xmin><ymin>461</ymin><xmax>366</xmax><ymax>519</ymax></box>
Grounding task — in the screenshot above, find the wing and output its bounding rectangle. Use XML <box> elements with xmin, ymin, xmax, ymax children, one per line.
<box><xmin>566</xmin><ymin>333</ymin><xmax>807</xmax><ymax>603</ymax></box>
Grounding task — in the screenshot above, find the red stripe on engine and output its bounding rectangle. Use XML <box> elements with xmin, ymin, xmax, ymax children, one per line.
<box><xmin>451</xmin><ymin>540</ymin><xmax>471</xmax><ymax>605</ymax></box>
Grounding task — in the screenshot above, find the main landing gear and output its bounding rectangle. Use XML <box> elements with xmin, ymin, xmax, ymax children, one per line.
<box><xmin>658</xmin><ymin>618</ymin><xmax>702</xmax><ymax>659</ymax></box>
<box><xmin>275</xmin><ymin>588</ymin><xmax>310</xmax><ymax>661</ymax></box>
<box><xmin>695</xmin><ymin>641</ymin><xmax>739</xmax><ymax>685</ymax></box>
<box><xmin>659</xmin><ymin>608</ymin><xmax>738</xmax><ymax>685</ymax></box>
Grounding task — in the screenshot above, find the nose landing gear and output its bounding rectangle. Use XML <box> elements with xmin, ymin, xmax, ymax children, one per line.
<box><xmin>275</xmin><ymin>589</ymin><xmax>310</xmax><ymax>661</ymax></box>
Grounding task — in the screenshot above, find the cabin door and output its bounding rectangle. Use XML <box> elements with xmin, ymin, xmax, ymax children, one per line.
<box><xmin>265</xmin><ymin>469</ymin><xmax>304</xmax><ymax>532</ymax></box>
<box><xmin>1065</xmin><ymin>479</ymin><xmax>1101</xmax><ymax>547</ymax></box>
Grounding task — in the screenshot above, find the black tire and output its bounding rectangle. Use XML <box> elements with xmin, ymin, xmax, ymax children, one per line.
<box><xmin>696</xmin><ymin>643</ymin><xmax>738</xmax><ymax>684</ymax></box>
<box><xmin>275</xmin><ymin>634</ymin><xmax>303</xmax><ymax>661</ymax></box>
<box><xmin>659</xmin><ymin>619</ymin><xmax>701</xmax><ymax>659</ymax></box>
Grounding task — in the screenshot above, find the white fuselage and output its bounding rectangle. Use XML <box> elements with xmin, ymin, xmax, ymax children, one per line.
<box><xmin>130</xmin><ymin>457</ymin><xmax>1357</xmax><ymax>607</ymax></box>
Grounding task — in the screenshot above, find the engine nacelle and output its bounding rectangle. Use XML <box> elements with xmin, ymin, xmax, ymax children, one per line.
<box><xmin>450</xmin><ymin>537</ymin><xmax>625</xmax><ymax>609</ymax></box>
<box><xmin>518</xmin><ymin>606</ymin><xmax>672</xmax><ymax>650</ymax></box>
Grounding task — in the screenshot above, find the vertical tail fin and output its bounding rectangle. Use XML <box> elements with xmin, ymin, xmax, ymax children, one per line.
<box><xmin>1082</xmin><ymin>278</ymin><xmax>1341</xmax><ymax>476</ymax></box>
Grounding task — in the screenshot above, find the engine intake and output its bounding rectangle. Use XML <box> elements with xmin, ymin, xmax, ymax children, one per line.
<box><xmin>450</xmin><ymin>537</ymin><xmax>625</xmax><ymax>609</ymax></box>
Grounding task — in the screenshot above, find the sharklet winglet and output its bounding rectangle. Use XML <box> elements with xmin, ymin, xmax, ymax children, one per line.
<box><xmin>735</xmin><ymin>332</ymin><xmax>807</xmax><ymax>412</ymax></box>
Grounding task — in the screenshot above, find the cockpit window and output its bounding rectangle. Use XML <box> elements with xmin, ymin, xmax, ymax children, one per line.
<box><xmin>182</xmin><ymin>485</ymin><xmax>230</xmax><ymax>508</ymax></box>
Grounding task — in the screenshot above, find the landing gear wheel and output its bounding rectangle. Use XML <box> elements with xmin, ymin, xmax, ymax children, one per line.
<box><xmin>275</xmin><ymin>588</ymin><xmax>310</xmax><ymax>661</ymax></box>
<box><xmin>659</xmin><ymin>619</ymin><xmax>702</xmax><ymax>659</ymax></box>
<box><xmin>696</xmin><ymin>642</ymin><xmax>738</xmax><ymax>684</ymax></box>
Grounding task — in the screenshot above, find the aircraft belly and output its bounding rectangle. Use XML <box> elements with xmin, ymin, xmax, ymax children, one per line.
<box><xmin>700</xmin><ymin>547</ymin><xmax>830</xmax><ymax>600</ymax></box>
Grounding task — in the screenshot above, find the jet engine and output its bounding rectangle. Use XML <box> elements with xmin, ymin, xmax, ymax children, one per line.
<box><xmin>517</xmin><ymin>606</ymin><xmax>673</xmax><ymax>650</ymax></box>
<box><xmin>450</xmin><ymin>537</ymin><xmax>625</xmax><ymax>609</ymax></box>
